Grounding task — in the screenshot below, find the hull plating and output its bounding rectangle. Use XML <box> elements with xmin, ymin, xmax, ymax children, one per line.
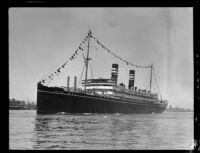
<box><xmin>37</xmin><ymin>90</ymin><xmax>167</xmax><ymax>114</ymax></box>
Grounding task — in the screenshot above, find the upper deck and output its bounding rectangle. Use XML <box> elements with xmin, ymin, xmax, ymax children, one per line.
<box><xmin>81</xmin><ymin>78</ymin><xmax>158</xmax><ymax>100</ymax></box>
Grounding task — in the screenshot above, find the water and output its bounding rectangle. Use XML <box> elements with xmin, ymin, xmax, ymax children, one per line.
<box><xmin>9</xmin><ymin>110</ymin><xmax>193</xmax><ymax>150</ymax></box>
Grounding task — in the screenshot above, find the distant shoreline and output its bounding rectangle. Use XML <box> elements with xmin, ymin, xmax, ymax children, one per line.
<box><xmin>9</xmin><ymin>108</ymin><xmax>36</xmax><ymax>110</ymax></box>
<box><xmin>164</xmin><ymin>110</ymin><xmax>193</xmax><ymax>113</ymax></box>
<box><xmin>9</xmin><ymin>109</ymin><xmax>193</xmax><ymax>113</ymax></box>
<box><xmin>9</xmin><ymin>99</ymin><xmax>36</xmax><ymax>110</ymax></box>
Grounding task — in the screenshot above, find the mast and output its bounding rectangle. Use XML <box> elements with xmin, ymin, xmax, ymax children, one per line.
<box><xmin>150</xmin><ymin>64</ymin><xmax>153</xmax><ymax>92</ymax></box>
<box><xmin>84</xmin><ymin>30</ymin><xmax>91</xmax><ymax>91</ymax></box>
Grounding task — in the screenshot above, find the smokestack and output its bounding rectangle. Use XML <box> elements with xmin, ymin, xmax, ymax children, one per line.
<box><xmin>74</xmin><ymin>76</ymin><xmax>77</xmax><ymax>90</ymax></box>
<box><xmin>128</xmin><ymin>70</ymin><xmax>135</xmax><ymax>89</ymax></box>
<box><xmin>67</xmin><ymin>76</ymin><xmax>70</xmax><ymax>90</ymax></box>
<box><xmin>111</xmin><ymin>64</ymin><xmax>119</xmax><ymax>84</ymax></box>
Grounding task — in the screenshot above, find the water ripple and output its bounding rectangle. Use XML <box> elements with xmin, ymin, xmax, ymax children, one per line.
<box><xmin>9</xmin><ymin>110</ymin><xmax>193</xmax><ymax>150</ymax></box>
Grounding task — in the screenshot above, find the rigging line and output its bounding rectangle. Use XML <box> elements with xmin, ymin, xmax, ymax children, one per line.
<box><xmin>41</xmin><ymin>48</ymin><xmax>83</xmax><ymax>84</ymax></box>
<box><xmin>78</xmin><ymin>64</ymin><xmax>86</xmax><ymax>88</ymax></box>
<box><xmin>62</xmin><ymin>59</ymin><xmax>82</xmax><ymax>73</ymax></box>
<box><xmin>39</xmin><ymin>47</ymin><xmax>81</xmax><ymax>81</ymax></box>
<box><xmin>152</xmin><ymin>67</ymin><xmax>162</xmax><ymax>100</ymax></box>
<box><xmin>91</xmin><ymin>35</ymin><xmax>151</xmax><ymax>69</ymax></box>
<box><xmin>88</xmin><ymin>61</ymin><xmax>94</xmax><ymax>79</ymax></box>
<box><xmin>39</xmin><ymin>36</ymin><xmax>89</xmax><ymax>83</ymax></box>
<box><xmin>39</xmin><ymin>54</ymin><xmax>72</xmax><ymax>83</ymax></box>
<box><xmin>90</xmin><ymin>59</ymin><xmax>96</xmax><ymax>78</ymax></box>
<box><xmin>47</xmin><ymin>55</ymin><xmax>83</xmax><ymax>86</ymax></box>
<box><xmin>145</xmin><ymin>78</ymin><xmax>150</xmax><ymax>91</ymax></box>
<box><xmin>141</xmin><ymin>70</ymin><xmax>151</xmax><ymax>91</ymax></box>
<box><xmin>39</xmin><ymin>59</ymin><xmax>68</xmax><ymax>82</ymax></box>
<box><xmin>47</xmin><ymin>56</ymin><xmax>80</xmax><ymax>83</ymax></box>
<box><xmin>152</xmin><ymin>82</ymin><xmax>156</xmax><ymax>93</ymax></box>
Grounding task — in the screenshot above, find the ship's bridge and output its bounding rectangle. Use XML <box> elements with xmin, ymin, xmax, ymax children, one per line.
<box><xmin>82</xmin><ymin>79</ymin><xmax>115</xmax><ymax>95</ymax></box>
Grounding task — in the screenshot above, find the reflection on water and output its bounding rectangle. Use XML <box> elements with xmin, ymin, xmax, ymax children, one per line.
<box><xmin>9</xmin><ymin>110</ymin><xmax>193</xmax><ymax>150</ymax></box>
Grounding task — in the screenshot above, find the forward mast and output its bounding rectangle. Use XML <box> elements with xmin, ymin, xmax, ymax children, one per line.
<box><xmin>84</xmin><ymin>30</ymin><xmax>91</xmax><ymax>92</ymax></box>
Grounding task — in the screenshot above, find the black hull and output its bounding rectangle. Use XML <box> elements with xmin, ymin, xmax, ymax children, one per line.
<box><xmin>37</xmin><ymin>85</ymin><xmax>167</xmax><ymax>114</ymax></box>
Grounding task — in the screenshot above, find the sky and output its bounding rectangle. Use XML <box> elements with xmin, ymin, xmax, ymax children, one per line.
<box><xmin>9</xmin><ymin>7</ymin><xmax>193</xmax><ymax>109</ymax></box>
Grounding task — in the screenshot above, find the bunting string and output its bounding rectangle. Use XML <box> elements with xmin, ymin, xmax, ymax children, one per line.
<box><xmin>40</xmin><ymin>33</ymin><xmax>89</xmax><ymax>85</ymax></box>
<box><xmin>90</xmin><ymin>35</ymin><xmax>151</xmax><ymax>69</ymax></box>
<box><xmin>40</xmin><ymin>30</ymin><xmax>150</xmax><ymax>85</ymax></box>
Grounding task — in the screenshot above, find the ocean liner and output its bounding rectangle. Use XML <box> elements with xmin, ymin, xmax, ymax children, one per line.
<box><xmin>37</xmin><ymin>30</ymin><xmax>168</xmax><ymax>114</ymax></box>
